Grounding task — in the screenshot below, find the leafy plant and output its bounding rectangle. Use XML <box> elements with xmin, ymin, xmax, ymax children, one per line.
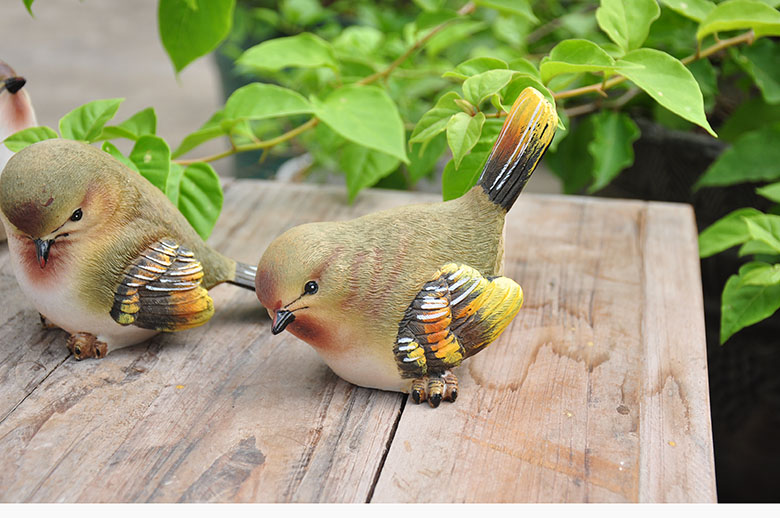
<box><xmin>8</xmin><ymin>0</ymin><xmax>780</xmax><ymax>341</ymax></box>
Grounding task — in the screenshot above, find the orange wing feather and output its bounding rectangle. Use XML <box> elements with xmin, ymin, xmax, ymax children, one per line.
<box><xmin>111</xmin><ymin>239</ymin><xmax>214</xmax><ymax>332</ymax></box>
<box><xmin>393</xmin><ymin>263</ymin><xmax>523</xmax><ymax>378</ymax></box>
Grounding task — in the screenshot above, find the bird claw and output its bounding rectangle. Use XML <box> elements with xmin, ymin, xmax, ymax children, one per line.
<box><xmin>67</xmin><ymin>332</ymin><xmax>107</xmax><ymax>360</ymax></box>
<box><xmin>409</xmin><ymin>371</ymin><xmax>459</xmax><ymax>408</ymax></box>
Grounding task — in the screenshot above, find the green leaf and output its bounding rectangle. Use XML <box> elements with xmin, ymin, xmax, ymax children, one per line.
<box><xmin>687</xmin><ymin>59</ymin><xmax>719</xmax><ymax>112</ymax></box>
<box><xmin>617</xmin><ymin>49</ymin><xmax>716</xmax><ymax>136</ymax></box>
<box><xmin>500</xmin><ymin>75</ymin><xmax>560</xmax><ymax>128</ymax></box>
<box><xmin>409</xmin><ymin>92</ymin><xmax>462</xmax><ymax>145</ymax></box>
<box><xmin>413</xmin><ymin>0</ymin><xmax>445</xmax><ymax>12</ymax></box>
<box><xmin>23</xmin><ymin>0</ymin><xmax>34</xmax><ymax>15</ymax></box>
<box><xmin>237</xmin><ymin>32</ymin><xmax>338</xmax><ymax>72</ymax></box>
<box><xmin>596</xmin><ymin>0</ymin><xmax>661</xmax><ymax>51</ymax></box>
<box><xmin>744</xmin><ymin>214</ymin><xmax>780</xmax><ymax>253</ymax></box>
<box><xmin>101</xmin><ymin>141</ymin><xmax>140</xmax><ymax>173</ymax></box>
<box><xmin>280</xmin><ymin>0</ymin><xmax>325</xmax><ymax>26</ymax></box>
<box><xmin>587</xmin><ymin>111</ymin><xmax>641</xmax><ymax>192</ymax></box>
<box><xmin>224</xmin><ymin>83</ymin><xmax>313</xmax><ymax>121</ymax></box>
<box><xmin>539</xmin><ymin>39</ymin><xmax>638</xmax><ymax>83</ymax></box>
<box><xmin>720</xmin><ymin>261</ymin><xmax>780</xmax><ymax>343</ymax></box>
<box><xmin>172</xmin><ymin>111</ymin><xmax>229</xmax><ymax>158</ymax></box>
<box><xmin>719</xmin><ymin>96</ymin><xmax>780</xmax><ymax>142</ymax></box>
<box><xmin>697</xmin><ymin>0</ymin><xmax>780</xmax><ymax>41</ymax></box>
<box><xmin>177</xmin><ymin>162</ymin><xmax>223</xmax><ymax>239</ymax></box>
<box><xmin>2</xmin><ymin>126</ymin><xmax>58</xmax><ymax>152</ymax></box>
<box><xmin>695</xmin><ymin>124</ymin><xmax>780</xmax><ymax>188</ymax></box>
<box><xmin>59</xmin><ymin>98</ymin><xmax>123</xmax><ymax>142</ymax></box>
<box><xmin>340</xmin><ymin>144</ymin><xmax>400</xmax><ymax>202</ymax></box>
<box><xmin>741</xmin><ymin>262</ymin><xmax>780</xmax><ymax>285</ymax></box>
<box><xmin>736</xmin><ymin>38</ymin><xmax>780</xmax><ymax>104</ymax></box>
<box><xmin>474</xmin><ymin>0</ymin><xmax>538</xmax><ymax>23</ymax></box>
<box><xmin>659</xmin><ymin>0</ymin><xmax>715</xmax><ymax>22</ymax></box>
<box><xmin>129</xmin><ymin>136</ymin><xmax>171</xmax><ymax>194</ymax></box>
<box><xmin>313</xmin><ymin>85</ymin><xmax>408</xmax><ymax>163</ymax></box>
<box><xmin>159</xmin><ymin>0</ymin><xmax>235</xmax><ymax>74</ymax></box>
<box><xmin>757</xmin><ymin>181</ymin><xmax>780</xmax><ymax>202</ymax></box>
<box><xmin>100</xmin><ymin>107</ymin><xmax>157</xmax><ymax>141</ymax></box>
<box><xmin>441</xmin><ymin>119</ymin><xmax>503</xmax><ymax>200</ymax></box>
<box><xmin>442</xmin><ymin>57</ymin><xmax>508</xmax><ymax>80</ymax></box>
<box><xmin>508</xmin><ymin>57</ymin><xmax>541</xmax><ymax>78</ymax></box>
<box><xmin>738</xmin><ymin>239</ymin><xmax>780</xmax><ymax>256</ymax></box>
<box><xmin>698</xmin><ymin>207</ymin><xmax>763</xmax><ymax>257</ymax></box>
<box><xmin>446</xmin><ymin>112</ymin><xmax>485</xmax><ymax>170</ymax></box>
<box><xmin>462</xmin><ymin>70</ymin><xmax>515</xmax><ymax>106</ymax></box>
<box><xmin>333</xmin><ymin>26</ymin><xmax>384</xmax><ymax>56</ymax></box>
<box><xmin>414</xmin><ymin>9</ymin><xmax>460</xmax><ymax>34</ymax></box>
<box><xmin>546</xmin><ymin>117</ymin><xmax>595</xmax><ymax>194</ymax></box>
<box><xmin>407</xmin><ymin>133</ymin><xmax>448</xmax><ymax>183</ymax></box>
<box><xmin>426</xmin><ymin>21</ymin><xmax>488</xmax><ymax>57</ymax></box>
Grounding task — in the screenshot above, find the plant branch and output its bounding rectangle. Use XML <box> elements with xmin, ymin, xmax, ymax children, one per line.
<box><xmin>553</xmin><ymin>30</ymin><xmax>755</xmax><ymax>102</ymax></box>
<box><xmin>174</xmin><ymin>1</ymin><xmax>477</xmax><ymax>165</ymax></box>
<box><xmin>357</xmin><ymin>2</ymin><xmax>476</xmax><ymax>85</ymax></box>
<box><xmin>174</xmin><ymin>118</ymin><xmax>319</xmax><ymax>166</ymax></box>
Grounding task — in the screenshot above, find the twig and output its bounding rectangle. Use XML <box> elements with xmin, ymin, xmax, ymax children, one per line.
<box><xmin>554</xmin><ymin>30</ymin><xmax>755</xmax><ymax>101</ymax></box>
<box><xmin>175</xmin><ymin>118</ymin><xmax>319</xmax><ymax>166</ymax></box>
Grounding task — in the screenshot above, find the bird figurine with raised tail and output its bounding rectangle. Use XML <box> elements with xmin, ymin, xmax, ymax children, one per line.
<box><xmin>0</xmin><ymin>139</ymin><xmax>257</xmax><ymax>359</ymax></box>
<box><xmin>1</xmin><ymin>60</ymin><xmax>37</xmax><ymax>242</ymax></box>
<box><xmin>255</xmin><ymin>87</ymin><xmax>557</xmax><ymax>407</ymax></box>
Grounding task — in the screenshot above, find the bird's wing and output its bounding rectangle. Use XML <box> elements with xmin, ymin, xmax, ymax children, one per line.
<box><xmin>110</xmin><ymin>238</ymin><xmax>214</xmax><ymax>331</ymax></box>
<box><xmin>393</xmin><ymin>263</ymin><xmax>523</xmax><ymax>378</ymax></box>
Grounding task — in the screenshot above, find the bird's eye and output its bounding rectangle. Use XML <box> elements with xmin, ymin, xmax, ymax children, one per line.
<box><xmin>70</xmin><ymin>208</ymin><xmax>83</xmax><ymax>222</ymax></box>
<box><xmin>304</xmin><ymin>280</ymin><xmax>318</xmax><ymax>295</ymax></box>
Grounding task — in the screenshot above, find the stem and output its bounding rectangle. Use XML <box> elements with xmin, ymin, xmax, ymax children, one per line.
<box><xmin>175</xmin><ymin>1</ymin><xmax>477</xmax><ymax>165</ymax></box>
<box><xmin>174</xmin><ymin>118</ymin><xmax>319</xmax><ymax>166</ymax></box>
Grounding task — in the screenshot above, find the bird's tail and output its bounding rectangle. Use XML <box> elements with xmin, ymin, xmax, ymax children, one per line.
<box><xmin>228</xmin><ymin>261</ymin><xmax>257</xmax><ymax>291</ymax></box>
<box><xmin>477</xmin><ymin>87</ymin><xmax>557</xmax><ymax>211</ymax></box>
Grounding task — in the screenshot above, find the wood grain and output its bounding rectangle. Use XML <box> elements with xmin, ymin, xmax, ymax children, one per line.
<box><xmin>0</xmin><ymin>181</ymin><xmax>715</xmax><ymax>502</ymax></box>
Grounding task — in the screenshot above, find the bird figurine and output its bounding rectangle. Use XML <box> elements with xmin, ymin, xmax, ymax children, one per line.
<box><xmin>0</xmin><ymin>139</ymin><xmax>257</xmax><ymax>359</ymax></box>
<box><xmin>1</xmin><ymin>60</ymin><xmax>37</xmax><ymax>242</ymax></box>
<box><xmin>255</xmin><ymin>87</ymin><xmax>557</xmax><ymax>407</ymax></box>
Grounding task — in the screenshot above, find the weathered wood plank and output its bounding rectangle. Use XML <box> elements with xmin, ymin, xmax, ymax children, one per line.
<box><xmin>0</xmin><ymin>181</ymin><xmax>422</xmax><ymax>503</ymax></box>
<box><xmin>638</xmin><ymin>202</ymin><xmax>716</xmax><ymax>502</ymax></box>
<box><xmin>372</xmin><ymin>196</ymin><xmax>715</xmax><ymax>502</ymax></box>
<box><xmin>0</xmin><ymin>182</ymin><xmax>714</xmax><ymax>502</ymax></box>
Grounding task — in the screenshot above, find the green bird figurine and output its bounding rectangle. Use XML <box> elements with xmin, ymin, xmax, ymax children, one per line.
<box><xmin>255</xmin><ymin>87</ymin><xmax>557</xmax><ymax>407</ymax></box>
<box><xmin>0</xmin><ymin>139</ymin><xmax>256</xmax><ymax>359</ymax></box>
<box><xmin>1</xmin><ymin>60</ymin><xmax>37</xmax><ymax>242</ymax></box>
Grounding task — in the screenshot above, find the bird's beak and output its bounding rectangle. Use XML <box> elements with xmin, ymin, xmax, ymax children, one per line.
<box><xmin>271</xmin><ymin>309</ymin><xmax>296</xmax><ymax>335</ymax></box>
<box><xmin>1</xmin><ymin>76</ymin><xmax>26</xmax><ymax>95</ymax></box>
<box><xmin>33</xmin><ymin>238</ymin><xmax>53</xmax><ymax>268</ymax></box>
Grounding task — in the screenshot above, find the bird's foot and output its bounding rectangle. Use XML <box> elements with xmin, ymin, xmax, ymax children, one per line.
<box><xmin>67</xmin><ymin>333</ymin><xmax>107</xmax><ymax>360</ymax></box>
<box><xmin>410</xmin><ymin>371</ymin><xmax>459</xmax><ymax>408</ymax></box>
<box><xmin>39</xmin><ymin>313</ymin><xmax>60</xmax><ymax>330</ymax></box>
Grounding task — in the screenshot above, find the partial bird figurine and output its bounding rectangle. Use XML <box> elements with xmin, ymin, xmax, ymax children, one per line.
<box><xmin>0</xmin><ymin>139</ymin><xmax>257</xmax><ymax>359</ymax></box>
<box><xmin>255</xmin><ymin>87</ymin><xmax>557</xmax><ymax>407</ymax></box>
<box><xmin>1</xmin><ymin>59</ymin><xmax>37</xmax><ymax>243</ymax></box>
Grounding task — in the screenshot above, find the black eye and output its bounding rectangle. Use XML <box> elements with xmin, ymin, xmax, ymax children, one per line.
<box><xmin>70</xmin><ymin>208</ymin><xmax>83</xmax><ymax>222</ymax></box>
<box><xmin>304</xmin><ymin>280</ymin><xmax>318</xmax><ymax>295</ymax></box>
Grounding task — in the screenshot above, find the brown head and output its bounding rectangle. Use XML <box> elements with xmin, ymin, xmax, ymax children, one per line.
<box><xmin>0</xmin><ymin>139</ymin><xmax>130</xmax><ymax>268</ymax></box>
<box><xmin>255</xmin><ymin>221</ymin><xmax>352</xmax><ymax>347</ymax></box>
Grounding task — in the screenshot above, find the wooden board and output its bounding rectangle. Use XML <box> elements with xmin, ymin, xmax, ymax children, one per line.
<box><xmin>0</xmin><ymin>180</ymin><xmax>716</xmax><ymax>502</ymax></box>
